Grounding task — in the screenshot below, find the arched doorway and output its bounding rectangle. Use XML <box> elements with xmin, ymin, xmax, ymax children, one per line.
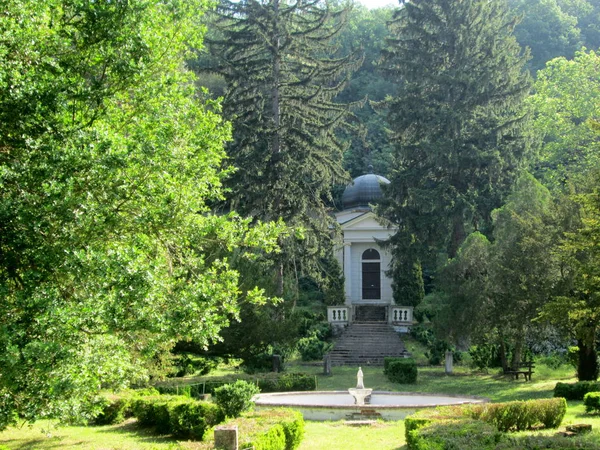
<box><xmin>362</xmin><ymin>248</ymin><xmax>381</xmax><ymax>300</ymax></box>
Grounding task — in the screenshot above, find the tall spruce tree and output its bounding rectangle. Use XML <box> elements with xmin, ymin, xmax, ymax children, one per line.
<box><xmin>379</xmin><ymin>0</ymin><xmax>533</xmax><ymax>260</ymax></box>
<box><xmin>207</xmin><ymin>0</ymin><xmax>362</xmax><ymax>294</ymax></box>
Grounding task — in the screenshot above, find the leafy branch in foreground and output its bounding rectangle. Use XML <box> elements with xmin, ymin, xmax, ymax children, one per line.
<box><xmin>0</xmin><ymin>0</ymin><xmax>284</xmax><ymax>427</ymax></box>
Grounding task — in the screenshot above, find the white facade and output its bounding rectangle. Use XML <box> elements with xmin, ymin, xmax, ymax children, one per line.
<box><xmin>334</xmin><ymin>211</ymin><xmax>395</xmax><ymax>306</ymax></box>
<box><xmin>327</xmin><ymin>172</ymin><xmax>414</xmax><ymax>328</ymax></box>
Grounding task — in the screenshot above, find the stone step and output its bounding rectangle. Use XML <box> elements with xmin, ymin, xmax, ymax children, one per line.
<box><xmin>329</xmin><ymin>320</ymin><xmax>410</xmax><ymax>366</ymax></box>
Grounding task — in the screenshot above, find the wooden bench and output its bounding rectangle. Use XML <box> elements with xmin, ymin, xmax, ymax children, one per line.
<box><xmin>505</xmin><ymin>362</ymin><xmax>535</xmax><ymax>381</ymax></box>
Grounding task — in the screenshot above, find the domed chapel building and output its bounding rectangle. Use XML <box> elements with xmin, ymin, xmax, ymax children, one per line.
<box><xmin>327</xmin><ymin>169</ymin><xmax>414</xmax><ymax>333</ymax></box>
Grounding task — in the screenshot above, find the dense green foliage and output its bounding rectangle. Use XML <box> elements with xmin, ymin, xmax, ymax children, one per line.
<box><xmin>333</xmin><ymin>4</ymin><xmax>397</xmax><ymax>178</ymax></box>
<box><xmin>429</xmin><ymin>174</ymin><xmax>559</xmax><ymax>370</ymax></box>
<box><xmin>554</xmin><ymin>381</ymin><xmax>600</xmax><ymax>400</ymax></box>
<box><xmin>528</xmin><ymin>49</ymin><xmax>600</xmax><ymax>188</ymax></box>
<box><xmin>379</xmin><ymin>0</ymin><xmax>532</xmax><ymax>260</ymax></box>
<box><xmin>93</xmin><ymin>396</ymin><xmax>132</xmax><ymax>426</ymax></box>
<box><xmin>509</xmin><ymin>0</ymin><xmax>600</xmax><ymax>71</ymax></box>
<box><xmin>4</xmin><ymin>0</ymin><xmax>600</xmax><ymax>433</ymax></box>
<box><xmin>297</xmin><ymin>335</ymin><xmax>332</xmax><ymax>362</ymax></box>
<box><xmin>539</xmin><ymin>187</ymin><xmax>600</xmax><ymax>380</ymax></box>
<box><xmin>384</xmin><ymin>357</ymin><xmax>418</xmax><ymax>384</ymax></box>
<box><xmin>155</xmin><ymin>372</ymin><xmax>316</xmax><ymax>397</ymax></box>
<box><xmin>428</xmin><ymin>50</ymin><xmax>600</xmax><ymax>378</ymax></box>
<box><xmin>509</xmin><ymin>0</ymin><xmax>582</xmax><ymax>71</ymax></box>
<box><xmin>207</xmin><ymin>0</ymin><xmax>362</xmax><ymax>295</ymax></box>
<box><xmin>407</xmin><ymin>418</ymin><xmax>597</xmax><ymax>450</ymax></box>
<box><xmin>0</xmin><ymin>0</ymin><xmax>285</xmax><ymax>429</ymax></box>
<box><xmin>214</xmin><ymin>380</ymin><xmax>260</xmax><ymax>418</ymax></box>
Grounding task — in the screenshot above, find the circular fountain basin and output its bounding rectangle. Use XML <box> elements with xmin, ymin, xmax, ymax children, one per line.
<box><xmin>253</xmin><ymin>391</ymin><xmax>488</xmax><ymax>421</ymax></box>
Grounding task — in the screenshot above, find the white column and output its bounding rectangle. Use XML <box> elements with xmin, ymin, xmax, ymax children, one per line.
<box><xmin>343</xmin><ymin>242</ymin><xmax>352</xmax><ymax>305</ymax></box>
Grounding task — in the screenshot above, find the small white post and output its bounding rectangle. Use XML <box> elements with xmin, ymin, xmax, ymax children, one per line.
<box><xmin>445</xmin><ymin>351</ymin><xmax>453</xmax><ymax>375</ymax></box>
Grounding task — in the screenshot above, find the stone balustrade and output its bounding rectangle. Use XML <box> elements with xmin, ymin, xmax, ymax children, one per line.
<box><xmin>389</xmin><ymin>306</ymin><xmax>413</xmax><ymax>324</ymax></box>
<box><xmin>327</xmin><ymin>306</ymin><xmax>350</xmax><ymax>324</ymax></box>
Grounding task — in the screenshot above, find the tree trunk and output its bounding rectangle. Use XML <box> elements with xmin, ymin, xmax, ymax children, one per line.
<box><xmin>577</xmin><ymin>332</ymin><xmax>599</xmax><ymax>381</ymax></box>
<box><xmin>511</xmin><ymin>336</ymin><xmax>523</xmax><ymax>371</ymax></box>
<box><xmin>271</xmin><ymin>0</ymin><xmax>281</xmax><ymax>155</ymax></box>
<box><xmin>277</xmin><ymin>261</ymin><xmax>284</xmax><ymax>297</ymax></box>
<box><xmin>498</xmin><ymin>337</ymin><xmax>509</xmax><ymax>373</ymax></box>
<box><xmin>448</xmin><ymin>214</ymin><xmax>466</xmax><ymax>258</ymax></box>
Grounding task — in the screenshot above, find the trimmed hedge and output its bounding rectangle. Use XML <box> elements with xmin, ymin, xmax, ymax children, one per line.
<box><xmin>244</xmin><ymin>423</ymin><xmax>286</xmax><ymax>450</ymax></box>
<box><xmin>584</xmin><ymin>391</ymin><xmax>600</xmax><ymax>414</ymax></box>
<box><xmin>554</xmin><ymin>381</ymin><xmax>600</xmax><ymax>400</ymax></box>
<box><xmin>217</xmin><ymin>408</ymin><xmax>304</xmax><ymax>450</ymax></box>
<box><xmin>92</xmin><ymin>388</ymin><xmax>160</xmax><ymax>425</ymax></box>
<box><xmin>405</xmin><ymin>399</ymin><xmax>567</xmax><ymax>450</ymax></box>
<box><xmin>495</xmin><ymin>435</ymin><xmax>600</xmax><ymax>449</ymax></box>
<box><xmin>467</xmin><ymin>398</ymin><xmax>567</xmax><ymax>432</ymax></box>
<box><xmin>258</xmin><ymin>373</ymin><xmax>316</xmax><ymax>393</ymax></box>
<box><xmin>155</xmin><ymin>372</ymin><xmax>316</xmax><ymax>398</ymax></box>
<box><xmin>407</xmin><ymin>418</ymin><xmax>501</xmax><ymax>450</ymax></box>
<box><xmin>130</xmin><ymin>395</ymin><xmax>224</xmax><ymax>440</ymax></box>
<box><xmin>384</xmin><ymin>357</ymin><xmax>417</xmax><ymax>384</ymax></box>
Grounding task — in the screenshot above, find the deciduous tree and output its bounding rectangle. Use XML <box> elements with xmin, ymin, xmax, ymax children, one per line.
<box><xmin>432</xmin><ymin>174</ymin><xmax>560</xmax><ymax>371</ymax></box>
<box><xmin>0</xmin><ymin>0</ymin><xmax>282</xmax><ymax>427</ymax></box>
<box><xmin>528</xmin><ymin>49</ymin><xmax>600</xmax><ymax>189</ymax></box>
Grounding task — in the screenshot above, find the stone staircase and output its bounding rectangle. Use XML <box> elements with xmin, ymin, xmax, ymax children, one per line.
<box><xmin>329</xmin><ymin>321</ymin><xmax>410</xmax><ymax>366</ymax></box>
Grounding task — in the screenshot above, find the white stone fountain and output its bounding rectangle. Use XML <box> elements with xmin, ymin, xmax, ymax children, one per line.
<box><xmin>253</xmin><ymin>367</ymin><xmax>488</xmax><ymax>421</ymax></box>
<box><xmin>348</xmin><ymin>367</ymin><xmax>372</xmax><ymax>406</ymax></box>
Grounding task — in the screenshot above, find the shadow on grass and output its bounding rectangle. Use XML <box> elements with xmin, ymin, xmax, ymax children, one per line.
<box><xmin>95</xmin><ymin>419</ymin><xmax>180</xmax><ymax>444</ymax></box>
<box><xmin>1</xmin><ymin>420</ymin><xmax>180</xmax><ymax>450</ymax></box>
<box><xmin>1</xmin><ymin>438</ymin><xmax>72</xmax><ymax>450</ymax></box>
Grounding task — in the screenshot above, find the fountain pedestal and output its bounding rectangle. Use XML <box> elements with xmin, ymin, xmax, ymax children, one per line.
<box><xmin>348</xmin><ymin>388</ymin><xmax>373</xmax><ymax>406</ymax></box>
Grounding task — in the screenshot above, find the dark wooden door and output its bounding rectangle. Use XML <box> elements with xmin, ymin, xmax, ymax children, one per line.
<box><xmin>362</xmin><ymin>262</ymin><xmax>381</xmax><ymax>299</ymax></box>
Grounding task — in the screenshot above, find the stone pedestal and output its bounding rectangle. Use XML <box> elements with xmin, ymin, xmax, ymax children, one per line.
<box><xmin>445</xmin><ymin>351</ymin><xmax>453</xmax><ymax>375</ymax></box>
<box><xmin>348</xmin><ymin>388</ymin><xmax>373</xmax><ymax>406</ymax></box>
<box><xmin>323</xmin><ymin>353</ymin><xmax>332</xmax><ymax>376</ymax></box>
<box><xmin>215</xmin><ymin>425</ymin><xmax>238</xmax><ymax>450</ymax></box>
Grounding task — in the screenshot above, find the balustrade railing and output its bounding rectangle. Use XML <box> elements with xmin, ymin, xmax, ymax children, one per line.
<box><xmin>327</xmin><ymin>306</ymin><xmax>350</xmax><ymax>324</ymax></box>
<box><xmin>389</xmin><ymin>306</ymin><xmax>413</xmax><ymax>323</ymax></box>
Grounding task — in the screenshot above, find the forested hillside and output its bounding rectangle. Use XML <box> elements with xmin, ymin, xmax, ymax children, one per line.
<box><xmin>189</xmin><ymin>0</ymin><xmax>600</xmax><ymax>381</ymax></box>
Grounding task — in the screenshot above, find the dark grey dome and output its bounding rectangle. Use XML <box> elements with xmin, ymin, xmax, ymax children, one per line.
<box><xmin>342</xmin><ymin>172</ymin><xmax>390</xmax><ymax>210</ymax></box>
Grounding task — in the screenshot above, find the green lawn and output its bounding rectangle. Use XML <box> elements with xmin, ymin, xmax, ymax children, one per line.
<box><xmin>2</xmin><ymin>363</ymin><xmax>599</xmax><ymax>450</ymax></box>
<box><xmin>0</xmin><ymin>419</ymin><xmax>184</xmax><ymax>450</ymax></box>
<box><xmin>304</xmin><ymin>363</ymin><xmax>576</xmax><ymax>402</ymax></box>
<box><xmin>299</xmin><ymin>420</ymin><xmax>405</xmax><ymax>450</ymax></box>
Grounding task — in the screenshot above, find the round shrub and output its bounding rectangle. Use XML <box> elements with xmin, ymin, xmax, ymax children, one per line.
<box><xmin>297</xmin><ymin>335</ymin><xmax>332</xmax><ymax>362</ymax></box>
<box><xmin>584</xmin><ymin>391</ymin><xmax>600</xmax><ymax>414</ymax></box>
<box><xmin>214</xmin><ymin>380</ymin><xmax>260</xmax><ymax>418</ymax></box>
<box><xmin>384</xmin><ymin>357</ymin><xmax>418</xmax><ymax>384</ymax></box>
<box><xmin>168</xmin><ymin>400</ymin><xmax>224</xmax><ymax>440</ymax></box>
